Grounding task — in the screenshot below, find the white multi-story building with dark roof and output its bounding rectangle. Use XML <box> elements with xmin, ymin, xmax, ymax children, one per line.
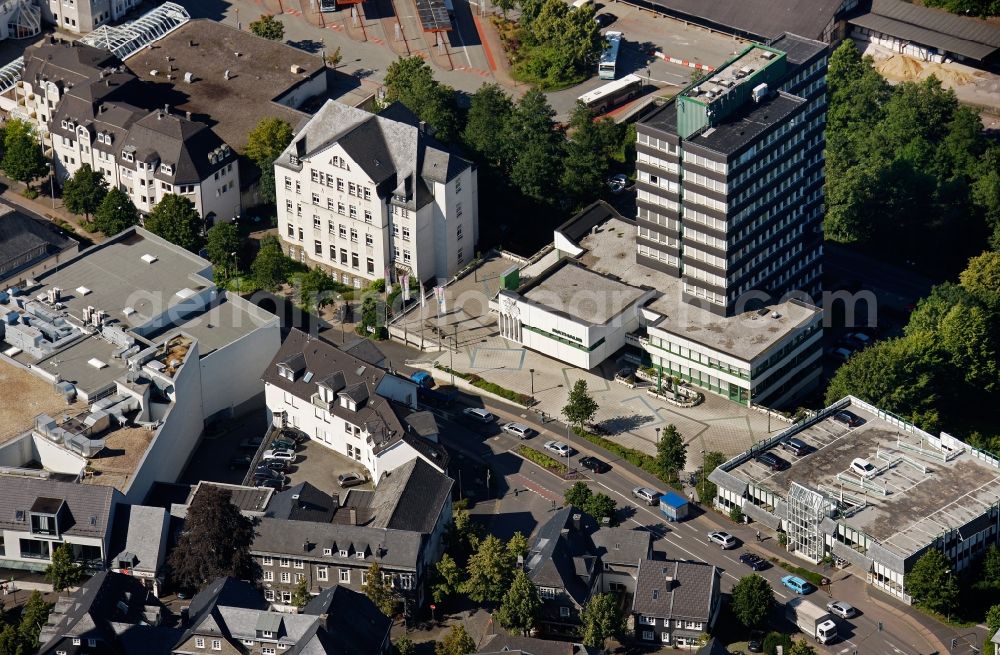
<box><xmin>262</xmin><ymin>328</ymin><xmax>448</xmax><ymax>481</ymax></box>
<box><xmin>42</xmin><ymin>0</ymin><xmax>139</xmax><ymax>35</ymax></box>
<box><xmin>0</xmin><ymin>477</ymin><xmax>121</xmax><ymax>572</ymax></box>
<box><xmin>274</xmin><ymin>100</ymin><xmax>478</xmax><ymax>287</ymax></box>
<box><xmin>632</xmin><ymin>558</ymin><xmax>721</xmax><ymax>648</ymax></box>
<box><xmin>20</xmin><ymin>39</ymin><xmax>240</xmax><ymax>222</ymax></box>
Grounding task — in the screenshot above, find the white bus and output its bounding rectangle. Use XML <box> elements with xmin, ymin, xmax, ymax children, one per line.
<box><xmin>598</xmin><ymin>31</ymin><xmax>622</xmax><ymax>80</ymax></box>
<box><xmin>578</xmin><ymin>74</ymin><xmax>643</xmax><ymax>113</ymax></box>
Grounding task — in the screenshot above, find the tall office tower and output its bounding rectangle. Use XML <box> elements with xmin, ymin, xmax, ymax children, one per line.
<box><xmin>635</xmin><ymin>34</ymin><xmax>828</xmax><ymax>316</ymax></box>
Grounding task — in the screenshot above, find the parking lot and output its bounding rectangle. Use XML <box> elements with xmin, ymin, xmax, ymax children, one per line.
<box><xmin>181</xmin><ymin>418</ymin><xmax>372</xmax><ymax>497</ymax></box>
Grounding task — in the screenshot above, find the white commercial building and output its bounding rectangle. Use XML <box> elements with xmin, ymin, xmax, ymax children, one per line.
<box><xmin>263</xmin><ymin>329</ymin><xmax>448</xmax><ymax>482</ymax></box>
<box><xmin>497</xmin><ymin>202</ymin><xmax>822</xmax><ymax>407</ymax></box>
<box><xmin>275</xmin><ymin>100</ymin><xmax>478</xmax><ymax>287</ymax></box>
<box><xmin>0</xmin><ymin>227</ymin><xmax>280</xmax><ymax>502</ymax></box>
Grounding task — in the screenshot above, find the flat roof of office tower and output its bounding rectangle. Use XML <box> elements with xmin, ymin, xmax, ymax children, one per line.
<box><xmin>575</xmin><ymin>215</ymin><xmax>819</xmax><ymax>362</ymax></box>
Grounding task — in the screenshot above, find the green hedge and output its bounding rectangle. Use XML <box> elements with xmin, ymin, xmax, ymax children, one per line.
<box><xmin>517</xmin><ymin>446</ymin><xmax>568</xmax><ymax>475</ymax></box>
<box><xmin>572</xmin><ymin>426</ymin><xmax>680</xmax><ymax>489</ymax></box>
<box><xmin>435</xmin><ymin>364</ymin><xmax>533</xmax><ymax>406</ymax></box>
<box><xmin>770</xmin><ymin>559</ymin><xmax>826</xmax><ymax>587</ymax></box>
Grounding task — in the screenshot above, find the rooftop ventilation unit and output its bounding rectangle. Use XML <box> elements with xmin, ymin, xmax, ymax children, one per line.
<box><xmin>761</xmin><ymin>51</ymin><xmax>776</xmax><ymax>60</ymax></box>
<box><xmin>76</xmin><ymin>286</ymin><xmax>91</xmax><ymax>296</ymax></box>
<box><xmin>140</xmin><ymin>253</ymin><xmax>157</xmax><ymax>264</ymax></box>
<box><xmin>752</xmin><ymin>83</ymin><xmax>769</xmax><ymax>103</ymax></box>
<box><xmin>183</xmin><ymin>71</ymin><xmax>193</xmax><ymax>83</ymax></box>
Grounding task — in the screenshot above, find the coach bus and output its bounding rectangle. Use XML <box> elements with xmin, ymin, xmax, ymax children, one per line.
<box><xmin>598</xmin><ymin>31</ymin><xmax>622</xmax><ymax>80</ymax></box>
<box><xmin>578</xmin><ymin>74</ymin><xmax>643</xmax><ymax>113</ymax></box>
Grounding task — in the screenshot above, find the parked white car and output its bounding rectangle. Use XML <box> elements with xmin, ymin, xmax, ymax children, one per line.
<box><xmin>543</xmin><ymin>440</ymin><xmax>572</xmax><ymax>457</ymax></box>
<box><xmin>850</xmin><ymin>457</ymin><xmax>876</xmax><ymax>478</ymax></box>
<box><xmin>462</xmin><ymin>407</ymin><xmax>496</xmax><ymax>424</ymax></box>
<box><xmin>503</xmin><ymin>422</ymin><xmax>537</xmax><ymax>439</ymax></box>
<box><xmin>262</xmin><ymin>449</ymin><xmax>297</xmax><ymax>464</ymax></box>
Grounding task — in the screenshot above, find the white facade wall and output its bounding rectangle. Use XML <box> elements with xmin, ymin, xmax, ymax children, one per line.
<box><xmin>198</xmin><ymin>306</ymin><xmax>280</xmax><ymax>420</ymax></box>
<box><xmin>265</xmin><ymin>382</ymin><xmax>381</xmax><ymax>478</ymax></box>
<box><xmin>277</xmin><ymin>144</ymin><xmax>389</xmax><ymax>287</ymax></box>
<box><xmin>52</xmin><ymin>128</ymin><xmax>240</xmax><ymax>221</ymax></box>
<box><xmin>0</xmin><ymin>529</ymin><xmax>107</xmax><ymax>570</ymax></box>
<box><xmin>123</xmin><ymin>342</ymin><xmax>205</xmax><ymax>504</ymax></box>
<box><xmin>276</xmin><ymin>139</ymin><xmax>477</xmax><ymax>285</ymax></box>
<box><xmin>498</xmin><ymin>291</ymin><xmax>649</xmax><ymax>370</ymax></box>
<box><xmin>44</xmin><ymin>0</ymin><xmax>138</xmax><ymax>34</ymax></box>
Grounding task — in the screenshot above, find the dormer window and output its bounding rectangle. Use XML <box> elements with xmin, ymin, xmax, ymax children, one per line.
<box><xmin>161</xmin><ymin>163</ymin><xmax>173</xmax><ymax>175</ymax></box>
<box><xmin>339</xmin><ymin>549</ymin><xmax>348</xmax><ymax>557</ymax></box>
<box><xmin>289</xmin><ymin>154</ymin><xmax>299</xmax><ymax>166</ymax></box>
<box><xmin>121</xmin><ymin>149</ymin><xmax>134</xmax><ymax>162</ymax></box>
<box><xmin>355</xmin><ymin>551</ymin><xmax>365</xmax><ymax>560</ymax></box>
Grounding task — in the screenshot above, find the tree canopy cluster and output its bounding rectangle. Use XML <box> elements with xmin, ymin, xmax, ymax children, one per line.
<box><xmin>246</xmin><ymin>117</ymin><xmax>294</xmax><ymax>205</ymax></box>
<box><xmin>249</xmin><ymin>14</ymin><xmax>284</xmax><ymax>41</ymax></box>
<box><xmin>505</xmin><ymin>0</ymin><xmax>604</xmax><ymax>89</ymax></box>
<box><xmin>382</xmin><ymin>60</ymin><xmax>628</xmax><ymax>252</ymax></box>
<box><xmin>564</xmin><ymin>481</ymin><xmax>617</xmax><ymax>523</ymax></box>
<box><xmin>0</xmin><ymin>591</ymin><xmax>50</xmax><ymax>655</ymax></box>
<box><xmin>922</xmin><ymin>0</ymin><xmax>999</xmax><ymax>16</ymax></box>
<box><xmin>825</xmin><ymin>41</ymin><xmax>1000</xmax><ymax>275</ymax></box>
<box><xmin>825</xmin><ymin>250</ymin><xmax>1000</xmax><ymax>449</ymax></box>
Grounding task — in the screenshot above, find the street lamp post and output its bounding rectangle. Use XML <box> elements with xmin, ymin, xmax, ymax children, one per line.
<box><xmin>655</xmin><ymin>427</ymin><xmax>661</xmax><ymax>444</ymax></box>
<box><xmin>529</xmin><ymin>368</ymin><xmax>535</xmax><ymax>405</ymax></box>
<box><xmin>699</xmin><ymin>448</ymin><xmax>706</xmax><ymax>502</ymax></box>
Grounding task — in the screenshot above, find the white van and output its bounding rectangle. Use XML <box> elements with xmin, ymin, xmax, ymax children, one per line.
<box><xmin>572</xmin><ymin>0</ymin><xmax>592</xmax><ymax>8</ymax></box>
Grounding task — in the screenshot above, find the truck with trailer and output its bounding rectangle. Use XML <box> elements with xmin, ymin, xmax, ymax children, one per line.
<box><xmin>784</xmin><ymin>598</ymin><xmax>838</xmax><ymax>644</ymax></box>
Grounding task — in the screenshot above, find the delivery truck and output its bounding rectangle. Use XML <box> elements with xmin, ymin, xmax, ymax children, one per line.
<box><xmin>785</xmin><ymin>597</ymin><xmax>838</xmax><ymax>644</ymax></box>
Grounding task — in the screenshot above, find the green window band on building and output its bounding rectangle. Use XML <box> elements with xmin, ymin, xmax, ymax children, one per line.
<box><xmin>522</xmin><ymin>325</ymin><xmax>605</xmax><ymax>353</ymax></box>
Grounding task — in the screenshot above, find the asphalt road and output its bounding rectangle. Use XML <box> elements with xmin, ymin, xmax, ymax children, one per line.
<box><xmin>414</xmin><ymin>386</ymin><xmax>969</xmax><ymax>655</ymax></box>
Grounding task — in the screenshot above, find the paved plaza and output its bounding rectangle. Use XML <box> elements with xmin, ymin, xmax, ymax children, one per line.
<box><xmin>394</xmin><ymin>255</ymin><xmax>788</xmax><ymax>465</ymax></box>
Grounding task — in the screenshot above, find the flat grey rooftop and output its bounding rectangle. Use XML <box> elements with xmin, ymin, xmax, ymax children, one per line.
<box><xmin>154</xmin><ymin>295</ymin><xmax>276</xmax><ymax>356</ymax></box>
<box><xmin>13</xmin><ymin>335</ymin><xmax>124</xmax><ymax>396</ymax></box>
<box><xmin>728</xmin><ymin>401</ymin><xmax>1000</xmax><ymax>559</ymax></box>
<box><xmin>688</xmin><ymin>91</ymin><xmax>805</xmax><ymax>156</ymax></box>
<box><xmin>524</xmin><ymin>263</ymin><xmax>645</xmax><ymax>325</ymax></box>
<box><xmin>579</xmin><ymin>217</ymin><xmax>819</xmax><ymax>362</ymax></box>
<box><xmin>34</xmin><ymin>229</ymin><xmax>212</xmax><ymax>327</ymax></box>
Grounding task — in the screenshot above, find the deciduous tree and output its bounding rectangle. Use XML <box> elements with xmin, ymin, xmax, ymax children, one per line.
<box><xmin>44</xmin><ymin>543</ymin><xmax>84</xmax><ymax>592</ymax></box>
<box><xmin>167</xmin><ymin>485</ymin><xmax>258</xmax><ymax>590</ymax></box>
<box><xmin>2</xmin><ymin>118</ymin><xmax>48</xmax><ymax>191</ymax></box>
<box><xmin>655</xmin><ymin>424</ymin><xmax>687</xmax><ymax>483</ymax></box>
<box><xmin>365</xmin><ymin>562</ymin><xmax>400</xmax><ymax>618</ymax></box>
<box><xmin>462</xmin><ymin>535</ymin><xmax>509</xmax><ymax>603</ymax></box>
<box><xmin>205</xmin><ymin>222</ymin><xmax>241</xmax><ymax>281</ymax></box>
<box><xmin>983</xmin><ymin>544</ymin><xmax>1000</xmax><ymax>589</ymax></box>
<box><xmin>564</xmin><ymin>481</ymin><xmax>592</xmax><ymax>508</ymax></box>
<box><xmin>905</xmin><ymin>549</ymin><xmax>959</xmax><ymax>614</ymax></box>
<box><xmin>291</xmin><ymin>577</ymin><xmax>310</xmax><ymax>610</ymax></box>
<box><xmin>18</xmin><ymin>591</ymin><xmax>52</xmax><ymax>652</ymax></box>
<box><xmin>497</xmin><ymin>569</ymin><xmax>541</xmax><ymax>635</ymax></box>
<box><xmin>145</xmin><ymin>194</ymin><xmax>203</xmax><ymax>252</ymax></box>
<box><xmin>731</xmin><ymin>574</ymin><xmax>774</xmax><ymax>628</ymax></box>
<box><xmin>463</xmin><ymin>84</ymin><xmax>514</xmax><ymax>170</ymax></box>
<box><xmin>788</xmin><ymin>638</ymin><xmax>818</xmax><ymax>655</ymax></box>
<box><xmin>385</xmin><ymin>57</ymin><xmax>460</xmax><ymax>143</ymax></box>
<box><xmin>698</xmin><ymin>451</ymin><xmax>726</xmax><ymax>504</ymax></box>
<box><xmin>431</xmin><ymin>553</ymin><xmax>464</xmax><ymax>604</ymax></box>
<box><xmin>251</xmin><ymin>235</ymin><xmax>291</xmax><ymax>290</ymax></box>
<box><xmin>504</xmin><ymin>90</ymin><xmax>563</xmax><ymax>201</ymax></box>
<box><xmin>246</xmin><ymin>117</ymin><xmax>294</xmax><ymax>166</ymax></box>
<box><xmin>562</xmin><ymin>102</ymin><xmax>617</xmax><ymax>205</ymax></box>
<box><xmin>62</xmin><ymin>164</ymin><xmax>107</xmax><ymax>222</ymax></box>
<box><xmin>92</xmin><ymin>186</ymin><xmax>140</xmax><ymax>236</ymax></box>
<box><xmin>435</xmin><ymin>624</ymin><xmax>476</xmax><ymax>655</ymax></box>
<box><xmin>249</xmin><ymin>14</ymin><xmax>284</xmax><ymax>40</ymax></box>
<box><xmin>563</xmin><ymin>379</ymin><xmax>598</xmax><ymax>427</ymax></box>
<box><xmin>581</xmin><ymin>592</ymin><xmax>626</xmax><ymax>648</ymax></box>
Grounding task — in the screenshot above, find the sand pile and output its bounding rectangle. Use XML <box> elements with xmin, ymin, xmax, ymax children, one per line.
<box><xmin>919</xmin><ymin>62</ymin><xmax>972</xmax><ymax>86</ymax></box>
<box><xmin>876</xmin><ymin>54</ymin><xmax>924</xmax><ymax>81</ymax></box>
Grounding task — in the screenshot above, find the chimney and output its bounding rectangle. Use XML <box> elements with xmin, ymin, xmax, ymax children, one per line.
<box><xmin>185</xmin><ymin>110</ymin><xmax>191</xmax><ymax>120</ymax></box>
<box><xmin>348</xmin><ymin>507</ymin><xmax>357</xmax><ymax>525</ymax></box>
<box><xmin>664</xmin><ymin>575</ymin><xmax>674</xmax><ymax>590</ymax></box>
<box><xmin>302</xmin><ymin>541</ymin><xmax>309</xmax><ymax>552</ymax></box>
<box><xmin>163</xmin><ymin>103</ymin><xmax>169</xmax><ymax>113</ymax></box>
<box><xmin>572</xmin><ymin>513</ymin><xmax>582</xmax><ymax>531</ymax></box>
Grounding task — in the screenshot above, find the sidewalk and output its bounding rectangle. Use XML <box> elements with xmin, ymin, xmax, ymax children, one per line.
<box><xmin>0</xmin><ymin>177</ymin><xmax>104</xmax><ymax>245</ymax></box>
